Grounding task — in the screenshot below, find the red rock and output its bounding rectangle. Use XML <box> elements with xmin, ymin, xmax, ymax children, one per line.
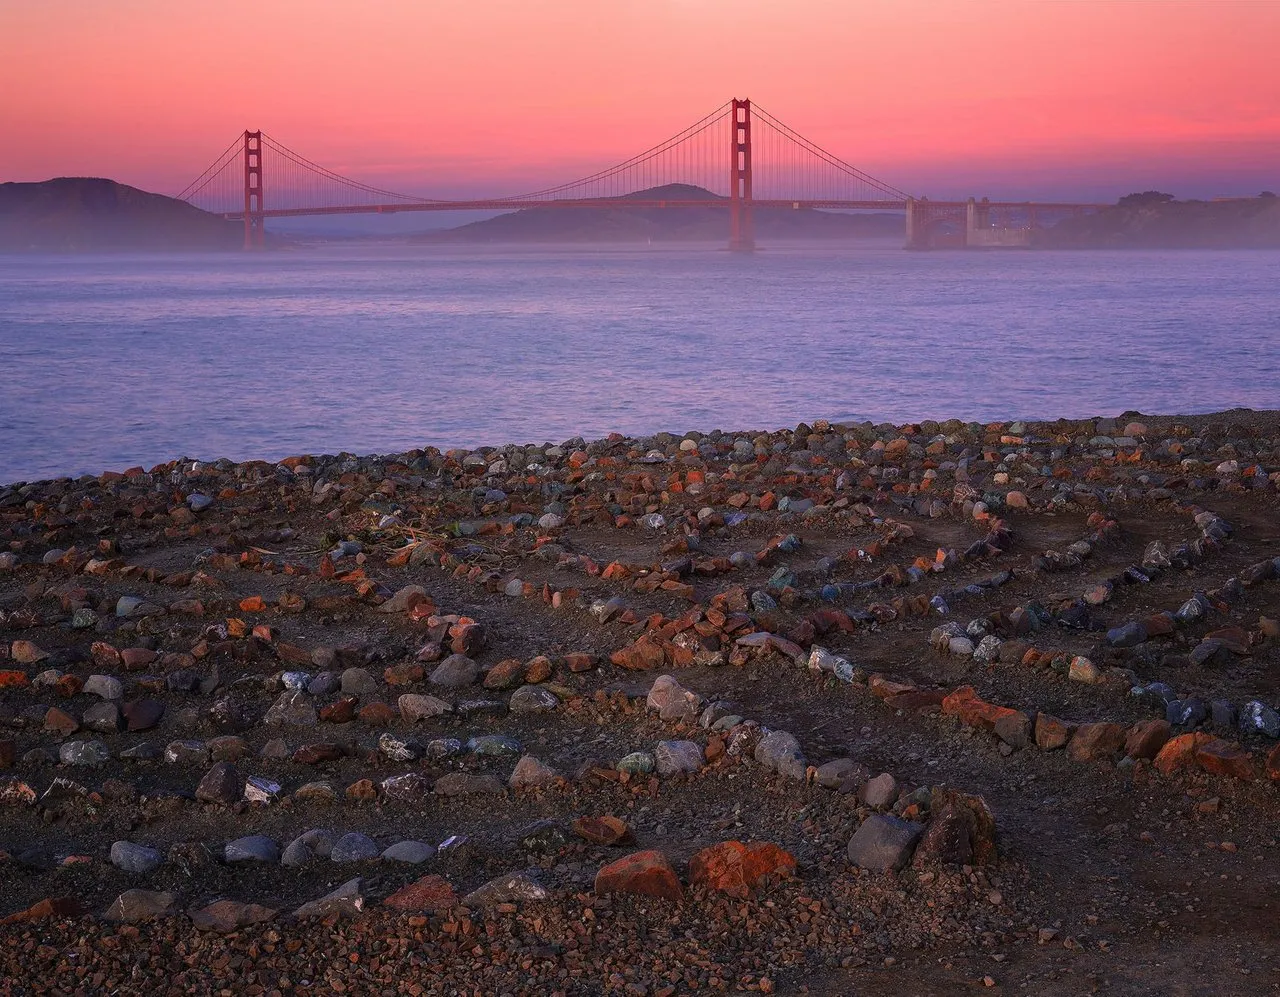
<box><xmin>358</xmin><ymin>702</ymin><xmax>395</xmax><ymax>726</ymax></box>
<box><xmin>524</xmin><ymin>656</ymin><xmax>553</xmax><ymax>683</ymax></box>
<box><xmin>120</xmin><ymin>648</ymin><xmax>158</xmax><ymax>671</ymax></box>
<box><xmin>869</xmin><ymin>675</ymin><xmax>917</xmax><ymax>699</ymax></box>
<box><xmin>320</xmin><ymin>696</ymin><xmax>357</xmax><ymax>723</ymax></box>
<box><xmin>345</xmin><ymin>779</ymin><xmax>378</xmax><ymax>803</ymax></box>
<box><xmin>564</xmin><ymin>652</ymin><xmax>597</xmax><ymax>673</ymax></box>
<box><xmin>594</xmin><ymin>850</ymin><xmax>683</xmax><ymax>902</ymax></box>
<box><xmin>1124</xmin><ymin>719</ymin><xmax>1171</xmax><ymax>760</ymax></box>
<box><xmin>0</xmin><ymin>670</ymin><xmax>29</xmax><ymax>689</ymax></box>
<box><xmin>383</xmin><ymin>663</ymin><xmax>424</xmax><ymax>686</ymax></box>
<box><xmin>1034</xmin><ymin>713</ymin><xmax>1073</xmax><ymax>750</ymax></box>
<box><xmin>1267</xmin><ymin>743</ymin><xmax>1280</xmax><ymax>782</ymax></box>
<box><xmin>43</xmin><ymin>707</ymin><xmax>80</xmax><ymax>736</ymax></box>
<box><xmin>1153</xmin><ymin>732</ymin><xmax>1215</xmax><ymax>776</ymax></box>
<box><xmin>384</xmin><ymin>874</ymin><xmax>458</xmax><ymax>912</ymax></box>
<box><xmin>688</xmin><ymin>840</ymin><xmax>796</xmax><ymax>897</ymax></box>
<box><xmin>55</xmin><ymin>674</ymin><xmax>83</xmax><ymax>697</ymax></box>
<box><xmin>572</xmin><ymin>815</ymin><xmax>633</xmax><ymax>846</ymax></box>
<box><xmin>1067</xmin><ymin>723</ymin><xmax>1127</xmax><ymax>762</ymax></box>
<box><xmin>483</xmin><ymin>658</ymin><xmax>523</xmax><ymax>689</ymax></box>
<box><xmin>0</xmin><ymin>896</ymin><xmax>86</xmax><ymax>926</ymax></box>
<box><xmin>610</xmin><ymin>635</ymin><xmax>666</xmax><ymax>671</ymax></box>
<box><xmin>1194</xmin><ymin>740</ymin><xmax>1255</xmax><ymax>781</ymax></box>
<box><xmin>941</xmin><ymin>686</ymin><xmax>1017</xmax><ymax>731</ymax></box>
<box><xmin>292</xmin><ymin>743</ymin><xmax>344</xmax><ymax>765</ymax></box>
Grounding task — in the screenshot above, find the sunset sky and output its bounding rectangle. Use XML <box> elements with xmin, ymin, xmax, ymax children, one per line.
<box><xmin>3</xmin><ymin>0</ymin><xmax>1278</xmax><ymax>202</ymax></box>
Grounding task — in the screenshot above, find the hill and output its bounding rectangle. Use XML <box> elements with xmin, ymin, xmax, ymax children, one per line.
<box><xmin>1043</xmin><ymin>193</ymin><xmax>1280</xmax><ymax>249</ymax></box>
<box><xmin>413</xmin><ymin>184</ymin><xmax>903</xmax><ymax>243</ymax></box>
<box><xmin>0</xmin><ymin>178</ymin><xmax>242</xmax><ymax>252</ymax></box>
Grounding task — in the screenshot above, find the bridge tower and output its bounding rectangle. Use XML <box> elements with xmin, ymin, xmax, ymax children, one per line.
<box><xmin>243</xmin><ymin>130</ymin><xmax>265</xmax><ymax>250</ymax></box>
<box><xmin>729</xmin><ymin>99</ymin><xmax>755</xmax><ymax>251</ymax></box>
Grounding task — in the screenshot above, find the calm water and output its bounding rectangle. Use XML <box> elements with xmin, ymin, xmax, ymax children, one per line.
<box><xmin>2</xmin><ymin>243</ymin><xmax>1279</xmax><ymax>483</ymax></box>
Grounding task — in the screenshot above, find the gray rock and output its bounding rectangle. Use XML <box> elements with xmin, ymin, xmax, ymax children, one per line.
<box><xmin>104</xmin><ymin>889</ymin><xmax>175</xmax><ymax>922</ymax></box>
<box><xmin>381</xmin><ymin>840</ymin><xmax>437</xmax><ymax>864</ymax></box>
<box><xmin>339</xmin><ymin>668</ymin><xmax>379</xmax><ymax>699</ymax></box>
<box><xmin>647</xmin><ymin>674</ymin><xmax>704</xmax><ymax>723</ymax></box>
<box><xmin>307</xmin><ymin>672</ymin><xmax>339</xmax><ymax>696</ymax></box>
<box><xmin>59</xmin><ymin>740</ymin><xmax>110</xmax><ymax>767</ymax></box>
<box><xmin>109</xmin><ymin>840</ymin><xmax>162</xmax><ymax>875</ymax></box>
<box><xmin>462</xmin><ymin>871</ymin><xmax>548</xmax><ymax>907</ymax></box>
<box><xmin>84</xmin><ymin>674</ymin><xmax>124</xmax><ymax>700</ymax></box>
<box><xmin>815</xmin><ymin>758</ymin><xmax>869</xmax><ymax>792</ymax></box>
<box><xmin>754</xmin><ymin>730</ymin><xmax>806</xmax><ymax>780</ymax></box>
<box><xmin>1107</xmin><ymin>621</ymin><xmax>1148</xmax><ymax>648</ymax></box>
<box><xmin>1241</xmin><ymin>701</ymin><xmax>1280</xmax><ymax>738</ymax></box>
<box><xmin>82</xmin><ymin>702</ymin><xmax>123</xmax><ymax>733</ymax></box>
<box><xmin>224</xmin><ymin>835</ymin><xmax>280</xmax><ymax>863</ymax></box>
<box><xmin>263</xmin><ymin>689</ymin><xmax>317</xmax><ymax>727</ymax></box>
<box><xmin>164</xmin><ymin>740</ymin><xmax>209</xmax><ymax>766</ymax></box>
<box><xmin>847</xmin><ymin>815</ymin><xmax>925</xmax><ymax>872</ymax></box>
<box><xmin>294</xmin><ymin>878</ymin><xmax>365</xmax><ymax>918</ymax></box>
<box><xmin>509</xmin><ymin>685</ymin><xmax>559</xmax><ymax>712</ymax></box>
<box><xmin>509</xmin><ymin>754</ymin><xmax>559</xmax><ymax>790</ymax></box>
<box><xmin>282</xmin><ymin>829</ymin><xmax>337</xmax><ymax>867</ymax></box>
<box><xmin>195</xmin><ymin>762</ymin><xmax>241</xmax><ymax>804</ymax></box>
<box><xmin>330</xmin><ymin>832</ymin><xmax>380</xmax><ymax>863</ymax></box>
<box><xmin>377</xmin><ymin>585</ymin><xmax>428</xmax><ymax>614</ymax></box>
<box><xmin>399</xmin><ymin>693</ymin><xmax>452</xmax><ymax>723</ymax></box>
<box><xmin>467</xmin><ymin>734</ymin><xmax>521</xmax><ymax>757</ymax></box>
<box><xmin>430</xmin><ymin>654</ymin><xmax>479</xmax><ymax>688</ymax></box>
<box><xmin>654</xmin><ymin>740</ymin><xmax>703</xmax><ymax>777</ymax></box>
<box><xmin>860</xmin><ymin>772</ymin><xmax>899</xmax><ymax>808</ymax></box>
<box><xmin>380</xmin><ymin>772</ymin><xmax>432</xmax><ymax>801</ymax></box>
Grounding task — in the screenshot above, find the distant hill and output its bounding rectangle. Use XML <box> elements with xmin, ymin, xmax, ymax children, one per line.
<box><xmin>413</xmin><ymin>184</ymin><xmax>903</xmax><ymax>243</ymax></box>
<box><xmin>1043</xmin><ymin>193</ymin><xmax>1280</xmax><ymax>249</ymax></box>
<box><xmin>0</xmin><ymin>178</ymin><xmax>242</xmax><ymax>252</ymax></box>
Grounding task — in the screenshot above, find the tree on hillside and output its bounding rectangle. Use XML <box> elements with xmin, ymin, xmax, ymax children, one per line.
<box><xmin>1118</xmin><ymin>191</ymin><xmax>1176</xmax><ymax>208</ymax></box>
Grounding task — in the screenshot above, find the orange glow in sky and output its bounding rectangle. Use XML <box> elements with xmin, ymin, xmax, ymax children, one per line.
<box><xmin>2</xmin><ymin>0</ymin><xmax>1278</xmax><ymax>200</ymax></box>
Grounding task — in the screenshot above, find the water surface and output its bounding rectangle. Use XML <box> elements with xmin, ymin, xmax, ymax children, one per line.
<box><xmin>2</xmin><ymin>243</ymin><xmax>1278</xmax><ymax>482</ymax></box>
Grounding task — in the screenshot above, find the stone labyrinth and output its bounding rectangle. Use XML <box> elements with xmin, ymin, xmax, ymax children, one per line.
<box><xmin>2</xmin><ymin>413</ymin><xmax>1280</xmax><ymax>994</ymax></box>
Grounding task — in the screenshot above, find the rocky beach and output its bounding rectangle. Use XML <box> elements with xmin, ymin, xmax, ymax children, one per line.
<box><xmin>3</xmin><ymin>410</ymin><xmax>1280</xmax><ymax>995</ymax></box>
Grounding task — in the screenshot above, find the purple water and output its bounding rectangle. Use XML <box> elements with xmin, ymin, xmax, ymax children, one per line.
<box><xmin>2</xmin><ymin>243</ymin><xmax>1278</xmax><ymax>483</ymax></box>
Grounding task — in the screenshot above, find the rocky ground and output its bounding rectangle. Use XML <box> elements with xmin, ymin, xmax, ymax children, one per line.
<box><xmin>2</xmin><ymin>410</ymin><xmax>1280</xmax><ymax>995</ymax></box>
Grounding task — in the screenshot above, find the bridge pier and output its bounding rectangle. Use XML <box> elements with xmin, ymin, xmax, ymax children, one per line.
<box><xmin>728</xmin><ymin>98</ymin><xmax>755</xmax><ymax>251</ymax></box>
<box><xmin>243</xmin><ymin>130</ymin><xmax>265</xmax><ymax>250</ymax></box>
<box><xmin>904</xmin><ymin>197</ymin><xmax>928</xmax><ymax>250</ymax></box>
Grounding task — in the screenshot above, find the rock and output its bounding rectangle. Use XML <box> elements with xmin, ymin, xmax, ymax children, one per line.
<box><xmin>244</xmin><ymin>776</ymin><xmax>282</xmax><ymax>804</ymax></box>
<box><xmin>993</xmin><ymin>711</ymin><xmax>1032</xmax><ymax>749</ymax></box>
<box><xmin>430</xmin><ymin>654</ymin><xmax>479</xmax><ymax>688</ymax></box>
<box><xmin>509</xmin><ymin>754</ymin><xmax>560</xmax><ymax>790</ymax></box>
<box><xmin>109</xmin><ymin>841</ymin><xmax>162</xmax><ymax>874</ymax></box>
<box><xmin>572</xmin><ymin>815</ymin><xmax>633</xmax><ymax>846</ymax></box>
<box><xmin>381</xmin><ymin>840</ymin><xmax>437</xmax><ymax>864</ymax></box>
<box><xmin>1125</xmin><ymin>720</ymin><xmax>1172</xmax><ymax>760</ymax></box>
<box><xmin>399</xmin><ymin>693</ymin><xmax>452</xmax><ymax>722</ymax></box>
<box><xmin>646</xmin><ymin>674</ymin><xmax>704</xmax><ymax>722</ymax></box>
<box><xmin>195</xmin><ymin>762</ymin><xmax>241</xmax><ymax>804</ymax></box>
<box><xmin>189</xmin><ymin>899</ymin><xmax>277</xmax><ymax>932</ymax></box>
<box><xmin>434</xmin><ymin>772</ymin><xmax>504</xmax><ymax>796</ymax></box>
<box><xmin>847</xmin><ymin>815</ymin><xmax>924</xmax><ymax>872</ymax></box>
<box><xmin>814</xmin><ymin>758</ymin><xmax>869</xmax><ymax>791</ymax></box>
<box><xmin>688</xmin><ymin>840</ymin><xmax>796</xmax><ymax>897</ymax></box>
<box><xmin>595</xmin><ymin>850</ymin><xmax>684</xmax><ymax>902</ymax></box>
<box><xmin>330</xmin><ymin>832</ymin><xmax>380</xmax><ymax>862</ymax></box>
<box><xmin>463</xmin><ymin>871</ymin><xmax>550</xmax><ymax>907</ymax></box>
<box><xmin>912</xmin><ymin>804</ymin><xmax>976</xmax><ymax>866</ymax></box>
<box><xmin>104</xmin><ymin>889</ymin><xmax>175</xmax><ymax>922</ymax></box>
<box><xmin>655</xmin><ymin>740</ymin><xmax>704</xmax><ymax>777</ymax></box>
<box><xmin>377</xmin><ymin>585</ymin><xmax>428</xmax><ymax>614</ymax></box>
<box><xmin>224</xmin><ymin>835</ymin><xmax>280</xmax><ymax>863</ymax></box>
<box><xmin>82</xmin><ymin>702</ymin><xmax>122</xmax><ymax>733</ymax></box>
<box><xmin>509</xmin><ymin>685</ymin><xmax>559</xmax><ymax>712</ymax></box>
<box><xmin>380</xmin><ymin>772</ymin><xmax>432</xmax><ymax>801</ymax></box>
<box><xmin>84</xmin><ymin>674</ymin><xmax>123</xmax><ymax>700</ymax></box>
<box><xmin>339</xmin><ymin>668</ymin><xmax>379</xmax><ymax>698</ymax></box>
<box><xmin>1068</xmin><ymin>656</ymin><xmax>1102</xmax><ymax>684</ymax></box>
<box><xmin>468</xmin><ymin>734</ymin><xmax>521</xmax><ymax>757</ymax></box>
<box><xmin>1195</xmin><ymin>740</ymin><xmax>1254</xmax><ymax>781</ymax></box>
<box><xmin>754</xmin><ymin>730</ymin><xmax>806</xmax><ymax>780</ymax></box>
<box><xmin>1068</xmin><ymin>723</ymin><xmax>1127</xmax><ymax>762</ymax></box>
<box><xmin>263</xmin><ymin>690</ymin><xmax>317</xmax><ymax>727</ymax></box>
<box><xmin>384</xmin><ymin>873</ymin><xmax>457</xmax><ymax>911</ymax></box>
<box><xmin>282</xmin><ymin>829</ymin><xmax>337</xmax><ymax>866</ymax></box>
<box><xmin>1034</xmin><ymin>714</ymin><xmax>1073</xmax><ymax>750</ymax></box>
<box><xmin>44</xmin><ymin>707</ymin><xmax>80</xmax><ymax>736</ymax></box>
<box><xmin>294</xmin><ymin>878</ymin><xmax>365</xmax><ymax>918</ymax></box>
<box><xmin>483</xmin><ymin>659</ymin><xmax>523</xmax><ymax>690</ymax></box>
<box><xmin>377</xmin><ymin>733</ymin><xmax>423</xmax><ymax>762</ymax></box>
<box><xmin>860</xmin><ymin>772</ymin><xmax>899</xmax><ymax>808</ymax></box>
<box><xmin>1106</xmin><ymin>621</ymin><xmax>1147</xmax><ymax>647</ymax></box>
<box><xmin>1154</xmin><ymin>732</ymin><xmax>1216</xmax><ymax>776</ymax></box>
<box><xmin>59</xmin><ymin>740</ymin><xmax>110</xmax><ymax>767</ymax></box>
<box><xmin>1240</xmin><ymin>701</ymin><xmax>1280</xmax><ymax>738</ymax></box>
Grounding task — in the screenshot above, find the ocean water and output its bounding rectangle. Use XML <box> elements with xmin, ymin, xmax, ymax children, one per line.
<box><xmin>2</xmin><ymin>243</ymin><xmax>1278</xmax><ymax>483</ymax></box>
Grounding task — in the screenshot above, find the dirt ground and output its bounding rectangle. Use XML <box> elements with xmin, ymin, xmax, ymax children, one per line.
<box><xmin>1</xmin><ymin>408</ymin><xmax>1279</xmax><ymax>995</ymax></box>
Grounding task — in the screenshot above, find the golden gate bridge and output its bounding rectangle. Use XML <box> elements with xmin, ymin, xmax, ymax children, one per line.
<box><xmin>176</xmin><ymin>99</ymin><xmax>1103</xmax><ymax>251</ymax></box>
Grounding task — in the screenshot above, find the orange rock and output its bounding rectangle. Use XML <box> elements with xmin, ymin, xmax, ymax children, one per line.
<box><xmin>238</xmin><ymin>596</ymin><xmax>267</xmax><ymax>613</ymax></box>
<box><xmin>483</xmin><ymin>658</ymin><xmax>523</xmax><ymax>690</ymax></box>
<box><xmin>524</xmin><ymin>656</ymin><xmax>553</xmax><ymax>684</ymax></box>
<box><xmin>1194</xmin><ymin>740</ymin><xmax>1255</xmax><ymax>781</ymax></box>
<box><xmin>594</xmin><ymin>850</ymin><xmax>683</xmax><ymax>902</ymax></box>
<box><xmin>563</xmin><ymin>652</ymin><xmax>596</xmax><ymax>673</ymax></box>
<box><xmin>0</xmin><ymin>671</ymin><xmax>29</xmax><ymax>689</ymax></box>
<box><xmin>572</xmin><ymin>815</ymin><xmax>633</xmax><ymax>846</ymax></box>
<box><xmin>383</xmin><ymin>663</ymin><xmax>425</xmax><ymax>687</ymax></box>
<box><xmin>345</xmin><ymin>779</ymin><xmax>378</xmax><ymax>803</ymax></box>
<box><xmin>1153</xmin><ymin>732</ymin><xmax>1215</xmax><ymax>776</ymax></box>
<box><xmin>1124</xmin><ymin>719</ymin><xmax>1171</xmax><ymax>760</ymax></box>
<box><xmin>609</xmin><ymin>635</ymin><xmax>666</xmax><ymax>671</ymax></box>
<box><xmin>384</xmin><ymin>874</ymin><xmax>457</xmax><ymax>912</ymax></box>
<box><xmin>688</xmin><ymin>840</ymin><xmax>796</xmax><ymax>897</ymax></box>
<box><xmin>1034</xmin><ymin>713</ymin><xmax>1073</xmax><ymax>750</ymax></box>
<box><xmin>941</xmin><ymin>686</ymin><xmax>1017</xmax><ymax>731</ymax></box>
<box><xmin>1067</xmin><ymin>723</ymin><xmax>1127</xmax><ymax>762</ymax></box>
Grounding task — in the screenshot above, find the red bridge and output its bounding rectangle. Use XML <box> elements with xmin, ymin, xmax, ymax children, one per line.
<box><xmin>178</xmin><ymin>99</ymin><xmax>1104</xmax><ymax>251</ymax></box>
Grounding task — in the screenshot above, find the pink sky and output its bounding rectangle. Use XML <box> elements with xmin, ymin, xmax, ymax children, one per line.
<box><xmin>3</xmin><ymin>0</ymin><xmax>1278</xmax><ymax>200</ymax></box>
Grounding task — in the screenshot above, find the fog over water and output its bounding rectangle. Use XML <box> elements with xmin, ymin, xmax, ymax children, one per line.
<box><xmin>2</xmin><ymin>243</ymin><xmax>1278</xmax><ymax>483</ymax></box>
